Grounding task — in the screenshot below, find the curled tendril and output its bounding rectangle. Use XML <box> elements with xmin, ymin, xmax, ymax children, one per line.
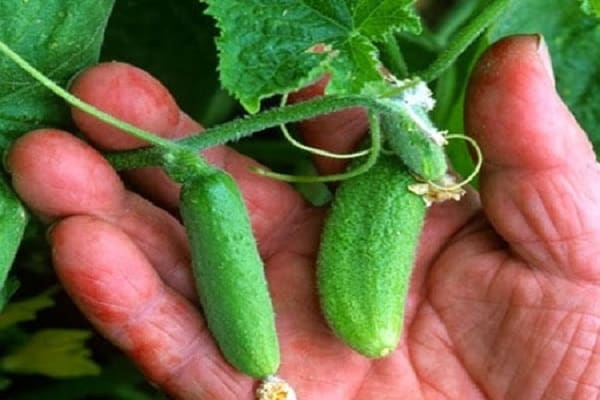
<box><xmin>251</xmin><ymin>111</ymin><xmax>381</xmax><ymax>183</ymax></box>
<box><xmin>278</xmin><ymin>94</ymin><xmax>370</xmax><ymax>160</ymax></box>
<box><xmin>428</xmin><ymin>133</ymin><xmax>483</xmax><ymax>191</ymax></box>
<box><xmin>407</xmin><ymin>133</ymin><xmax>483</xmax><ymax>205</ymax></box>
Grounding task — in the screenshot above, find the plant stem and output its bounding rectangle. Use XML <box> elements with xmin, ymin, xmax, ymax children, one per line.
<box><xmin>417</xmin><ymin>0</ymin><xmax>510</xmax><ymax>82</ymax></box>
<box><xmin>380</xmin><ymin>33</ymin><xmax>409</xmax><ymax>78</ymax></box>
<box><xmin>0</xmin><ymin>40</ymin><xmax>180</xmax><ymax>152</ymax></box>
<box><xmin>106</xmin><ymin>94</ymin><xmax>390</xmax><ymax>170</ymax></box>
<box><xmin>433</xmin><ymin>0</ymin><xmax>481</xmax><ymax>45</ymax></box>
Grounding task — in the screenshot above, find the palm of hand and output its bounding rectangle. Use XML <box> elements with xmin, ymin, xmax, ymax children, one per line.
<box><xmin>265</xmin><ymin>199</ymin><xmax>600</xmax><ymax>399</ymax></box>
<box><xmin>6</xmin><ymin>36</ymin><xmax>600</xmax><ymax>399</ymax></box>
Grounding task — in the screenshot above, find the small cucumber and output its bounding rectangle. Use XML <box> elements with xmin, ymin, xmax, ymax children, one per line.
<box><xmin>179</xmin><ymin>170</ymin><xmax>279</xmax><ymax>377</ymax></box>
<box><xmin>0</xmin><ymin>173</ymin><xmax>28</xmax><ymax>304</ymax></box>
<box><xmin>381</xmin><ymin>110</ymin><xmax>448</xmax><ymax>182</ymax></box>
<box><xmin>369</xmin><ymin>78</ymin><xmax>448</xmax><ymax>181</ymax></box>
<box><xmin>317</xmin><ymin>154</ymin><xmax>426</xmax><ymax>358</ymax></box>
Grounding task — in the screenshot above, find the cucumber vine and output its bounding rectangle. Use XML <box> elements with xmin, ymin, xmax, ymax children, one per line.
<box><xmin>0</xmin><ymin>0</ymin><xmax>508</xmax><ymax>183</ymax></box>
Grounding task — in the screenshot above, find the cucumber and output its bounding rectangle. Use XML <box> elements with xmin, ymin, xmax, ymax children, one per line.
<box><xmin>317</xmin><ymin>154</ymin><xmax>426</xmax><ymax>358</ymax></box>
<box><xmin>381</xmin><ymin>110</ymin><xmax>448</xmax><ymax>182</ymax></box>
<box><xmin>179</xmin><ymin>170</ymin><xmax>279</xmax><ymax>377</ymax></box>
<box><xmin>0</xmin><ymin>173</ymin><xmax>28</xmax><ymax>307</ymax></box>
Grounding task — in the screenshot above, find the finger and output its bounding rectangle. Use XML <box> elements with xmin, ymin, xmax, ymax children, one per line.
<box><xmin>50</xmin><ymin>215</ymin><xmax>254</xmax><ymax>399</ymax></box>
<box><xmin>6</xmin><ymin>130</ymin><xmax>196</xmax><ymax>299</ymax></box>
<box><xmin>287</xmin><ymin>77</ymin><xmax>369</xmax><ymax>175</ymax></box>
<box><xmin>69</xmin><ymin>63</ymin><xmax>309</xmax><ymax>256</ymax></box>
<box><xmin>465</xmin><ymin>34</ymin><xmax>600</xmax><ymax>281</ymax></box>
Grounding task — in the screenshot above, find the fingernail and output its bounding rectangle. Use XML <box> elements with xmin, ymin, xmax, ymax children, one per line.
<box><xmin>535</xmin><ymin>34</ymin><xmax>555</xmax><ymax>86</ymax></box>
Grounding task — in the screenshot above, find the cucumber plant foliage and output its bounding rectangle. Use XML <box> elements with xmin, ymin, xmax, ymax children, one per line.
<box><xmin>1</xmin><ymin>0</ymin><xmax>600</xmax><ymax>388</ymax></box>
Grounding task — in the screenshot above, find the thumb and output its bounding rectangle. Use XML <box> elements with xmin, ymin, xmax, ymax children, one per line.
<box><xmin>466</xmin><ymin>34</ymin><xmax>600</xmax><ymax>281</ymax></box>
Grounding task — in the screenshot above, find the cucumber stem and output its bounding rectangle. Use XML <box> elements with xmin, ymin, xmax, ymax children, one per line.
<box><xmin>105</xmin><ymin>95</ymin><xmax>391</xmax><ymax>171</ymax></box>
<box><xmin>417</xmin><ymin>0</ymin><xmax>511</xmax><ymax>82</ymax></box>
<box><xmin>0</xmin><ymin>40</ymin><xmax>180</xmax><ymax>152</ymax></box>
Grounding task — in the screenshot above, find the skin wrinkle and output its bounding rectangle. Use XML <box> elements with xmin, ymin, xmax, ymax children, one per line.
<box><xmin>500</xmin><ymin>310</ymin><xmax>543</xmax><ymax>400</ymax></box>
<box><xmin>556</xmin><ymin>321</ymin><xmax>600</xmax><ymax>397</ymax></box>
<box><xmin>102</xmin><ymin>192</ymin><xmax>196</xmax><ymax>298</ymax></box>
<box><xmin>507</xmin><ymin>304</ymin><xmax>600</xmax><ymax>399</ymax></box>
<box><xmin>540</xmin><ymin>313</ymin><xmax>585</xmax><ymax>399</ymax></box>
<box><xmin>526</xmin><ymin>177</ymin><xmax>563</xmax><ymax>246</ymax></box>
<box><xmin>199</xmin><ymin>360</ymin><xmax>250</xmax><ymax>400</ymax></box>
<box><xmin>485</xmin><ymin>293</ymin><xmax>521</xmax><ymax>395</ymax></box>
<box><xmin>408</xmin><ymin>303</ymin><xmax>485</xmax><ymax>399</ymax></box>
<box><xmin>351</xmin><ymin>365</ymin><xmax>392</xmax><ymax>400</ymax></box>
<box><xmin>576</xmin><ymin>328</ymin><xmax>600</xmax><ymax>397</ymax></box>
<box><xmin>107</xmin><ymin>287</ymin><xmax>166</xmax><ymax>348</ymax></box>
<box><xmin>558</xmin><ymin>318</ymin><xmax>600</xmax><ymax>397</ymax></box>
<box><xmin>428</xmin><ymin>303</ymin><xmax>496</xmax><ymax>395</ymax></box>
<box><xmin>156</xmin><ymin>335</ymin><xmax>208</xmax><ymax>394</ymax></box>
<box><xmin>491</xmin><ymin>166</ymin><xmax>600</xmax><ymax>281</ymax></box>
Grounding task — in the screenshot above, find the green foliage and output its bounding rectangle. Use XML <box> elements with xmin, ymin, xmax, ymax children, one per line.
<box><xmin>7</xmin><ymin>356</ymin><xmax>165</xmax><ymax>400</ymax></box>
<box><xmin>487</xmin><ymin>0</ymin><xmax>600</xmax><ymax>152</ymax></box>
<box><xmin>581</xmin><ymin>0</ymin><xmax>600</xmax><ymax>17</ymax></box>
<box><xmin>0</xmin><ymin>278</ymin><xmax>19</xmax><ymax>312</ymax></box>
<box><xmin>0</xmin><ymin>0</ymin><xmax>115</xmax><ymax>150</ymax></box>
<box><xmin>203</xmin><ymin>0</ymin><xmax>421</xmax><ymax>112</ymax></box>
<box><xmin>0</xmin><ymin>175</ymin><xmax>27</xmax><ymax>302</ymax></box>
<box><xmin>0</xmin><ymin>289</ymin><xmax>57</xmax><ymax>331</ymax></box>
<box><xmin>1</xmin><ymin>329</ymin><xmax>100</xmax><ymax>378</ymax></box>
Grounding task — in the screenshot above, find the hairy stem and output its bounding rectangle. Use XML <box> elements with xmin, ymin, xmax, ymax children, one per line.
<box><xmin>0</xmin><ymin>40</ymin><xmax>179</xmax><ymax>152</ymax></box>
<box><xmin>380</xmin><ymin>33</ymin><xmax>409</xmax><ymax>78</ymax></box>
<box><xmin>417</xmin><ymin>0</ymin><xmax>510</xmax><ymax>82</ymax></box>
<box><xmin>106</xmin><ymin>95</ymin><xmax>390</xmax><ymax>170</ymax></box>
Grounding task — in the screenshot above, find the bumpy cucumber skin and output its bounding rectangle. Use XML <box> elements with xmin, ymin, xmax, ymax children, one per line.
<box><xmin>180</xmin><ymin>171</ymin><xmax>279</xmax><ymax>377</ymax></box>
<box><xmin>381</xmin><ymin>112</ymin><xmax>448</xmax><ymax>182</ymax></box>
<box><xmin>0</xmin><ymin>174</ymin><xmax>28</xmax><ymax>298</ymax></box>
<box><xmin>317</xmin><ymin>154</ymin><xmax>426</xmax><ymax>358</ymax></box>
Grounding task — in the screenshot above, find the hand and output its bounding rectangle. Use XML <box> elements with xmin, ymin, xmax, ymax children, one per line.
<box><xmin>6</xmin><ymin>34</ymin><xmax>600</xmax><ymax>399</ymax></box>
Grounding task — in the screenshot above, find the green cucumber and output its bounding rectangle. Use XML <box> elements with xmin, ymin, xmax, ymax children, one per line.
<box><xmin>369</xmin><ymin>79</ymin><xmax>448</xmax><ymax>181</ymax></box>
<box><xmin>0</xmin><ymin>173</ymin><xmax>28</xmax><ymax>307</ymax></box>
<box><xmin>381</xmin><ymin>110</ymin><xmax>448</xmax><ymax>182</ymax></box>
<box><xmin>317</xmin><ymin>154</ymin><xmax>426</xmax><ymax>358</ymax></box>
<box><xmin>179</xmin><ymin>170</ymin><xmax>279</xmax><ymax>377</ymax></box>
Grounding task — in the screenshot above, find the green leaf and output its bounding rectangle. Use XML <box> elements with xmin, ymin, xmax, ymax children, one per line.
<box><xmin>487</xmin><ymin>0</ymin><xmax>600</xmax><ymax>153</ymax></box>
<box><xmin>0</xmin><ymin>375</ymin><xmax>10</xmax><ymax>391</ymax></box>
<box><xmin>0</xmin><ymin>278</ymin><xmax>20</xmax><ymax>312</ymax></box>
<box><xmin>0</xmin><ymin>329</ymin><xmax>100</xmax><ymax>378</ymax></box>
<box><xmin>0</xmin><ymin>288</ymin><xmax>57</xmax><ymax>330</ymax></box>
<box><xmin>581</xmin><ymin>0</ymin><xmax>600</xmax><ymax>17</ymax></box>
<box><xmin>203</xmin><ymin>0</ymin><xmax>422</xmax><ymax>112</ymax></box>
<box><xmin>0</xmin><ymin>174</ymin><xmax>27</xmax><ymax>299</ymax></box>
<box><xmin>6</xmin><ymin>356</ymin><xmax>164</xmax><ymax>400</ymax></box>
<box><xmin>0</xmin><ymin>0</ymin><xmax>115</xmax><ymax>150</ymax></box>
